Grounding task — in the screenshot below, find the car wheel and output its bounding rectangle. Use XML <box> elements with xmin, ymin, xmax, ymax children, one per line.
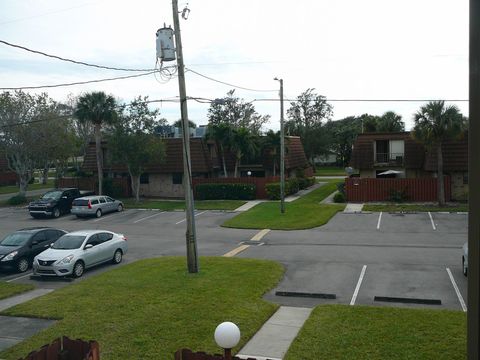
<box><xmin>463</xmin><ymin>257</ymin><xmax>468</xmax><ymax>277</ymax></box>
<box><xmin>117</xmin><ymin>204</ymin><xmax>123</xmax><ymax>212</ymax></box>
<box><xmin>16</xmin><ymin>258</ymin><xmax>29</xmax><ymax>273</ymax></box>
<box><xmin>112</xmin><ymin>249</ymin><xmax>123</xmax><ymax>264</ymax></box>
<box><xmin>52</xmin><ymin>207</ymin><xmax>60</xmax><ymax>218</ymax></box>
<box><xmin>72</xmin><ymin>261</ymin><xmax>85</xmax><ymax>278</ymax></box>
<box><xmin>95</xmin><ymin>209</ymin><xmax>102</xmax><ymax>218</ymax></box>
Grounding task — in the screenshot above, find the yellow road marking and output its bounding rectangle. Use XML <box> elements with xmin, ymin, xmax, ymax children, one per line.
<box><xmin>223</xmin><ymin>244</ymin><xmax>250</xmax><ymax>257</ymax></box>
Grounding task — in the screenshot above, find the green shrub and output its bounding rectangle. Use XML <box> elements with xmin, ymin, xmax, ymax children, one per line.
<box><xmin>333</xmin><ymin>192</ymin><xmax>346</xmax><ymax>203</ymax></box>
<box><xmin>102</xmin><ymin>178</ymin><xmax>125</xmax><ymax>198</ymax></box>
<box><xmin>298</xmin><ymin>176</ymin><xmax>315</xmax><ymax>190</ymax></box>
<box><xmin>7</xmin><ymin>194</ymin><xmax>28</xmax><ymax>205</ymax></box>
<box><xmin>265</xmin><ymin>178</ymin><xmax>301</xmax><ymax>200</ymax></box>
<box><xmin>195</xmin><ymin>183</ymin><xmax>256</xmax><ymax>200</ymax></box>
<box><xmin>337</xmin><ymin>181</ymin><xmax>345</xmax><ymax>195</ymax></box>
<box><xmin>388</xmin><ymin>188</ymin><xmax>408</xmax><ymax>202</ymax></box>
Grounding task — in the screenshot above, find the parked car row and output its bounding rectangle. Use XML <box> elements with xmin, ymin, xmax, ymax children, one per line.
<box><xmin>28</xmin><ymin>188</ymin><xmax>124</xmax><ymax>219</ymax></box>
<box><xmin>0</xmin><ymin>227</ymin><xmax>127</xmax><ymax>278</ymax></box>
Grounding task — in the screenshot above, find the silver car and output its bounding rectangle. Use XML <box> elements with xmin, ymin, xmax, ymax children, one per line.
<box><xmin>463</xmin><ymin>242</ymin><xmax>468</xmax><ymax>276</ymax></box>
<box><xmin>71</xmin><ymin>196</ymin><xmax>124</xmax><ymax>218</ymax></box>
<box><xmin>33</xmin><ymin>230</ymin><xmax>128</xmax><ymax>278</ymax></box>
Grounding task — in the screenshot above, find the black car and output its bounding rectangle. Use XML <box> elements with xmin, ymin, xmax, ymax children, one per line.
<box><xmin>28</xmin><ymin>188</ymin><xmax>90</xmax><ymax>218</ymax></box>
<box><xmin>0</xmin><ymin>227</ymin><xmax>66</xmax><ymax>273</ymax></box>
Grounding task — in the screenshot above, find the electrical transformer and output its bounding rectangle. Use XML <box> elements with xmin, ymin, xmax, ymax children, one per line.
<box><xmin>156</xmin><ymin>26</ymin><xmax>175</xmax><ymax>62</ymax></box>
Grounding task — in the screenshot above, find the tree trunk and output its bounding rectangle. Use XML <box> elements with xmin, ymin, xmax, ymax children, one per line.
<box><xmin>220</xmin><ymin>144</ymin><xmax>228</xmax><ymax>177</ymax></box>
<box><xmin>437</xmin><ymin>143</ymin><xmax>446</xmax><ymax>206</ymax></box>
<box><xmin>94</xmin><ymin>124</ymin><xmax>103</xmax><ymax>195</ymax></box>
<box><xmin>130</xmin><ymin>174</ymin><xmax>140</xmax><ymax>203</ymax></box>
<box><xmin>234</xmin><ymin>157</ymin><xmax>240</xmax><ymax>178</ymax></box>
<box><xmin>273</xmin><ymin>159</ymin><xmax>276</xmax><ymax>177</ymax></box>
<box><xmin>19</xmin><ymin>175</ymin><xmax>29</xmax><ymax>197</ymax></box>
<box><xmin>42</xmin><ymin>166</ymin><xmax>49</xmax><ymax>185</ymax></box>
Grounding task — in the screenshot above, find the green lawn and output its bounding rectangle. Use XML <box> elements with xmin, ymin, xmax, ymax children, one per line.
<box><xmin>0</xmin><ymin>180</ymin><xmax>54</xmax><ymax>195</ymax></box>
<box><xmin>0</xmin><ymin>257</ymin><xmax>284</xmax><ymax>360</ymax></box>
<box><xmin>315</xmin><ymin>166</ymin><xmax>349</xmax><ymax>176</ymax></box>
<box><xmin>0</xmin><ymin>282</ymin><xmax>34</xmax><ymax>301</ymax></box>
<box><xmin>285</xmin><ymin>305</ymin><xmax>466</xmax><ymax>360</ymax></box>
<box><xmin>363</xmin><ymin>204</ymin><xmax>468</xmax><ymax>213</ymax></box>
<box><xmin>223</xmin><ymin>181</ymin><xmax>345</xmax><ymax>230</ymax></box>
<box><xmin>121</xmin><ymin>199</ymin><xmax>246</xmax><ymax>211</ymax></box>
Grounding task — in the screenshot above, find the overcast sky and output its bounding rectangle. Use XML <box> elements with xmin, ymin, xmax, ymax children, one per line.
<box><xmin>0</xmin><ymin>0</ymin><xmax>469</xmax><ymax>130</ymax></box>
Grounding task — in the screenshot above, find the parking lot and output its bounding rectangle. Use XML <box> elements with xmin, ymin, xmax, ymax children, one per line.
<box><xmin>0</xmin><ymin>207</ymin><xmax>468</xmax><ymax>311</ymax></box>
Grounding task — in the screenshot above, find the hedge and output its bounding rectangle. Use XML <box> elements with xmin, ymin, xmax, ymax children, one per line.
<box><xmin>298</xmin><ymin>177</ymin><xmax>315</xmax><ymax>190</ymax></box>
<box><xmin>265</xmin><ymin>178</ymin><xmax>301</xmax><ymax>200</ymax></box>
<box><xmin>195</xmin><ymin>183</ymin><xmax>256</xmax><ymax>200</ymax></box>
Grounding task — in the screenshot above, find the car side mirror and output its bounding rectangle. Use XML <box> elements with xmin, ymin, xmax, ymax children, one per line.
<box><xmin>84</xmin><ymin>244</ymin><xmax>93</xmax><ymax>250</ymax></box>
<box><xmin>62</xmin><ymin>196</ymin><xmax>67</xmax><ymax>199</ymax></box>
<box><xmin>31</xmin><ymin>240</ymin><xmax>39</xmax><ymax>246</ymax></box>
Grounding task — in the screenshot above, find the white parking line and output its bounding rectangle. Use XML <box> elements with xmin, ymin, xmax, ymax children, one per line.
<box><xmin>92</xmin><ymin>210</ymin><xmax>132</xmax><ymax>222</ymax></box>
<box><xmin>428</xmin><ymin>212</ymin><xmax>437</xmax><ymax>230</ymax></box>
<box><xmin>350</xmin><ymin>265</ymin><xmax>367</xmax><ymax>305</ymax></box>
<box><xmin>446</xmin><ymin>268</ymin><xmax>467</xmax><ymax>312</ymax></box>
<box><xmin>175</xmin><ymin>210</ymin><xmax>207</xmax><ymax>225</ymax></box>
<box><xmin>133</xmin><ymin>211</ymin><xmax>165</xmax><ymax>224</ymax></box>
<box><xmin>376</xmin><ymin>212</ymin><xmax>382</xmax><ymax>230</ymax></box>
<box><xmin>6</xmin><ymin>272</ymin><xmax>33</xmax><ymax>283</ymax></box>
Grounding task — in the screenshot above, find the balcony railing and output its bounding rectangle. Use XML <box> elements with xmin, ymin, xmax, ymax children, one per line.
<box><xmin>375</xmin><ymin>152</ymin><xmax>404</xmax><ymax>165</ymax></box>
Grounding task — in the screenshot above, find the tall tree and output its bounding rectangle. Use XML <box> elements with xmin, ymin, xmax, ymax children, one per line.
<box><xmin>377</xmin><ymin>111</ymin><xmax>405</xmax><ymax>132</ymax></box>
<box><xmin>205</xmin><ymin>123</ymin><xmax>232</xmax><ymax>177</ymax></box>
<box><xmin>413</xmin><ymin>101</ymin><xmax>466</xmax><ymax>206</ymax></box>
<box><xmin>262</xmin><ymin>130</ymin><xmax>281</xmax><ymax>176</ymax></box>
<box><xmin>230</xmin><ymin>127</ymin><xmax>259</xmax><ymax>177</ymax></box>
<box><xmin>0</xmin><ymin>91</ymin><xmax>41</xmax><ymax>195</ymax></box>
<box><xmin>74</xmin><ymin>92</ymin><xmax>117</xmax><ymax>195</ymax></box>
<box><xmin>286</xmin><ymin>88</ymin><xmax>333</xmax><ymax>165</ymax></box>
<box><xmin>207</xmin><ymin>90</ymin><xmax>270</xmax><ymax>134</ymax></box>
<box><xmin>108</xmin><ymin>96</ymin><xmax>166</xmax><ymax>202</ymax></box>
<box><xmin>324</xmin><ymin>117</ymin><xmax>363</xmax><ymax>166</ymax></box>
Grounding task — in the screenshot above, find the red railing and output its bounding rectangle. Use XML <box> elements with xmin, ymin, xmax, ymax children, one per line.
<box><xmin>345</xmin><ymin>177</ymin><xmax>451</xmax><ymax>202</ymax></box>
<box><xmin>175</xmin><ymin>348</ymin><xmax>274</xmax><ymax>360</ymax></box>
<box><xmin>192</xmin><ymin>176</ymin><xmax>280</xmax><ymax>199</ymax></box>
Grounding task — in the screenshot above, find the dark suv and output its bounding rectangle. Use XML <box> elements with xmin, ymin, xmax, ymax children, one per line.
<box><xmin>28</xmin><ymin>188</ymin><xmax>82</xmax><ymax>218</ymax></box>
<box><xmin>0</xmin><ymin>227</ymin><xmax>66</xmax><ymax>273</ymax></box>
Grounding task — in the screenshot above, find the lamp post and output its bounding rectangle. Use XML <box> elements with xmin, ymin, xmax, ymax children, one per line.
<box><xmin>274</xmin><ymin>77</ymin><xmax>285</xmax><ymax>214</ymax></box>
<box><xmin>214</xmin><ymin>322</ymin><xmax>241</xmax><ymax>360</ymax></box>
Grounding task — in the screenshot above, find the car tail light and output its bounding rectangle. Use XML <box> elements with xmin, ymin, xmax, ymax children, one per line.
<box><xmin>122</xmin><ymin>235</ymin><xmax>127</xmax><ymax>241</ymax></box>
<box><xmin>88</xmin><ymin>200</ymin><xmax>92</xmax><ymax>209</ymax></box>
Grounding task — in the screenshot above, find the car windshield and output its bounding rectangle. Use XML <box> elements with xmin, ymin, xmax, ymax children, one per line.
<box><xmin>0</xmin><ymin>232</ymin><xmax>30</xmax><ymax>247</ymax></box>
<box><xmin>41</xmin><ymin>191</ymin><xmax>63</xmax><ymax>201</ymax></box>
<box><xmin>52</xmin><ymin>235</ymin><xmax>86</xmax><ymax>250</ymax></box>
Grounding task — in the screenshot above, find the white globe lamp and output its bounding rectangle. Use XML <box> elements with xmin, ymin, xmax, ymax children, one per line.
<box><xmin>214</xmin><ymin>322</ymin><xmax>241</xmax><ymax>360</ymax></box>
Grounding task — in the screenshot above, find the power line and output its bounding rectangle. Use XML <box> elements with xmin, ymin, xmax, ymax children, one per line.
<box><xmin>185</xmin><ymin>67</ymin><xmax>277</xmax><ymax>92</ymax></box>
<box><xmin>0</xmin><ymin>71</ymin><xmax>158</xmax><ymax>90</ymax></box>
<box><xmin>252</xmin><ymin>98</ymin><xmax>469</xmax><ymax>103</ymax></box>
<box><xmin>0</xmin><ymin>39</ymin><xmax>155</xmax><ymax>72</ymax></box>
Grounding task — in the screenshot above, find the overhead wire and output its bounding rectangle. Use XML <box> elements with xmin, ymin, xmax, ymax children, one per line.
<box><xmin>0</xmin><ymin>39</ymin><xmax>155</xmax><ymax>72</ymax></box>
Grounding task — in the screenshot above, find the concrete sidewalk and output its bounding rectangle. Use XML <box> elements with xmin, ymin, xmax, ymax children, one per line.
<box><xmin>344</xmin><ymin>203</ymin><xmax>364</xmax><ymax>213</ymax></box>
<box><xmin>234</xmin><ymin>200</ymin><xmax>265</xmax><ymax>212</ymax></box>
<box><xmin>237</xmin><ymin>306</ymin><xmax>312</xmax><ymax>360</ymax></box>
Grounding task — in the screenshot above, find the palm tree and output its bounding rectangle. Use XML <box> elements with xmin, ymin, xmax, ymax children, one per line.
<box><xmin>262</xmin><ymin>130</ymin><xmax>281</xmax><ymax>176</ymax></box>
<box><xmin>413</xmin><ymin>101</ymin><xmax>466</xmax><ymax>206</ymax></box>
<box><xmin>74</xmin><ymin>92</ymin><xmax>117</xmax><ymax>195</ymax></box>
<box><xmin>230</xmin><ymin>127</ymin><xmax>259</xmax><ymax>177</ymax></box>
<box><xmin>206</xmin><ymin>123</ymin><xmax>232</xmax><ymax>177</ymax></box>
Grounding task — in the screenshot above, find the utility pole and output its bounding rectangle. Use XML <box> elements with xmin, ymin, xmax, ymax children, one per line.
<box><xmin>274</xmin><ymin>78</ymin><xmax>285</xmax><ymax>214</ymax></box>
<box><xmin>172</xmin><ymin>0</ymin><xmax>198</xmax><ymax>273</ymax></box>
<box><xmin>468</xmin><ymin>0</ymin><xmax>479</xmax><ymax>357</ymax></box>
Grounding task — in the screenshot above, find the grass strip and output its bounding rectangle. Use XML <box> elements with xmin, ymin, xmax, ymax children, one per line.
<box><xmin>0</xmin><ymin>282</ymin><xmax>34</xmax><ymax>301</ymax></box>
<box><xmin>121</xmin><ymin>199</ymin><xmax>246</xmax><ymax>211</ymax></box>
<box><xmin>0</xmin><ymin>257</ymin><xmax>283</xmax><ymax>360</ymax></box>
<box><xmin>0</xmin><ymin>181</ymin><xmax>54</xmax><ymax>195</ymax></box>
<box><xmin>223</xmin><ymin>181</ymin><xmax>345</xmax><ymax>230</ymax></box>
<box><xmin>314</xmin><ymin>166</ymin><xmax>348</xmax><ymax>176</ymax></box>
<box><xmin>363</xmin><ymin>204</ymin><xmax>468</xmax><ymax>213</ymax></box>
<box><xmin>285</xmin><ymin>305</ymin><xmax>466</xmax><ymax>360</ymax></box>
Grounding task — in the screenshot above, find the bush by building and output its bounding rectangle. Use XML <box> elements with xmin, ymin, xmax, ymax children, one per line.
<box><xmin>195</xmin><ymin>183</ymin><xmax>256</xmax><ymax>200</ymax></box>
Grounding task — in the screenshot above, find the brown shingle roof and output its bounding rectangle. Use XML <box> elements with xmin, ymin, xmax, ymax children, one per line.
<box><xmin>424</xmin><ymin>132</ymin><xmax>468</xmax><ymax>172</ymax></box>
<box><xmin>350</xmin><ymin>132</ymin><xmax>425</xmax><ymax>169</ymax></box>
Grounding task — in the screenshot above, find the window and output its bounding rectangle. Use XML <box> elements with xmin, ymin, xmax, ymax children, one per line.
<box><xmin>32</xmin><ymin>231</ymin><xmax>47</xmax><ymax>243</ymax></box>
<box><xmin>98</xmin><ymin>233</ymin><xmax>114</xmax><ymax>243</ymax></box>
<box><xmin>172</xmin><ymin>173</ymin><xmax>183</xmax><ymax>185</ymax></box>
<box><xmin>91</xmin><ymin>199</ymin><xmax>99</xmax><ymax>205</ymax></box>
<box><xmin>99</xmin><ymin>197</ymin><xmax>106</xmax><ymax>204</ymax></box>
<box><xmin>45</xmin><ymin>230</ymin><xmax>61</xmax><ymax>241</ymax></box>
<box><xmin>86</xmin><ymin>235</ymin><xmax>100</xmax><ymax>247</ymax></box>
<box><xmin>106</xmin><ymin>197</ymin><xmax>115</xmax><ymax>202</ymax></box>
<box><xmin>140</xmin><ymin>173</ymin><xmax>149</xmax><ymax>184</ymax></box>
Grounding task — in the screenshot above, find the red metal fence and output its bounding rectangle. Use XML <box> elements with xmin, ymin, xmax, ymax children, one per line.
<box><xmin>192</xmin><ymin>176</ymin><xmax>280</xmax><ymax>199</ymax></box>
<box><xmin>175</xmin><ymin>348</ymin><xmax>273</xmax><ymax>360</ymax></box>
<box><xmin>0</xmin><ymin>171</ymin><xmax>17</xmax><ymax>186</ymax></box>
<box><xmin>19</xmin><ymin>336</ymin><xmax>99</xmax><ymax>360</ymax></box>
<box><xmin>57</xmin><ymin>177</ymin><xmax>131</xmax><ymax>197</ymax></box>
<box><xmin>345</xmin><ymin>177</ymin><xmax>451</xmax><ymax>202</ymax></box>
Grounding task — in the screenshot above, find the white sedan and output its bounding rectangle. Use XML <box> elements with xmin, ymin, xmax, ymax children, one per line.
<box><xmin>33</xmin><ymin>230</ymin><xmax>127</xmax><ymax>278</ymax></box>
